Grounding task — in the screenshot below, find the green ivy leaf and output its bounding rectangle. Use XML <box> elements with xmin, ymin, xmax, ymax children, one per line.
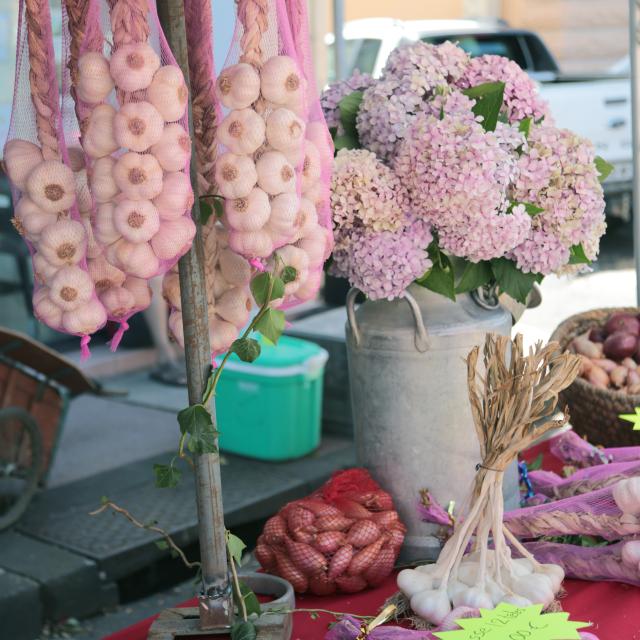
<box><xmin>491</xmin><ymin>257</ymin><xmax>540</xmax><ymax>304</ymax></box>
<box><xmin>239</xmin><ymin>582</ymin><xmax>261</xmax><ymax>617</ymax></box>
<box><xmin>510</xmin><ymin>201</ymin><xmax>544</xmax><ymax>216</ymax></box>
<box><xmin>230</xmin><ymin>337</ymin><xmax>261</xmax><ymax>363</ymax></box>
<box><xmin>569</xmin><ymin>243</ymin><xmax>590</xmax><ymax>265</ymax></box>
<box><xmin>255</xmin><ymin>308</ymin><xmax>286</xmax><ymax>344</ymax></box>
<box><xmin>177</xmin><ymin>403</ymin><xmax>209</xmax><ymax>435</ymax></box>
<box><xmin>333</xmin><ymin>133</ymin><xmax>359</xmax><ymax>151</ymax></box>
<box><xmin>155</xmin><ymin>540</ymin><xmax>169</xmax><ymax>551</ymax></box>
<box><xmin>226</xmin><ymin>531</ymin><xmax>247</xmax><ymax>566</ymax></box>
<box><xmin>455</xmin><ymin>260</ymin><xmax>493</xmax><ymax>294</ymax></box>
<box><xmin>527</xmin><ymin>453</ymin><xmax>544</xmax><ymax>471</ymax></box>
<box><xmin>250</xmin><ymin>273</ymin><xmax>285</xmax><ymax>306</ymax></box>
<box><xmin>594</xmin><ymin>156</ymin><xmax>614</xmax><ymax>183</ymax></box>
<box><xmin>281</xmin><ymin>265</ymin><xmax>297</xmax><ymax>284</ymax></box>
<box><xmin>338</xmin><ymin>91</ymin><xmax>363</xmax><ymax>139</ymax></box>
<box><xmin>518</xmin><ymin>116</ymin><xmax>532</xmax><ymax>138</ymax></box>
<box><xmin>185</xmin><ymin>409</ymin><xmax>217</xmax><ymax>455</ymax></box>
<box><xmin>153</xmin><ymin>463</ymin><xmax>181</xmax><ymax>489</ymax></box>
<box><xmin>199</xmin><ymin>201</ymin><xmax>213</xmax><ymax>225</ymax></box>
<box><xmin>418</xmin><ymin>246</ymin><xmax>456</xmax><ymax>301</ymax></box>
<box><xmin>231</xmin><ymin>621</ymin><xmax>257</xmax><ymax>640</ymax></box>
<box><xmin>463</xmin><ymin>81</ymin><xmax>505</xmax><ymax>132</ymax></box>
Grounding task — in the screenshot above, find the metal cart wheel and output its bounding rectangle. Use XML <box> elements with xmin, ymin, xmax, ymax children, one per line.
<box><xmin>0</xmin><ymin>407</ymin><xmax>42</xmax><ymax>530</ymax></box>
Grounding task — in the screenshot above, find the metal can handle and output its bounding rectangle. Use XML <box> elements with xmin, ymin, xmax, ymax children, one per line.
<box><xmin>346</xmin><ymin>287</ymin><xmax>430</xmax><ymax>352</ymax></box>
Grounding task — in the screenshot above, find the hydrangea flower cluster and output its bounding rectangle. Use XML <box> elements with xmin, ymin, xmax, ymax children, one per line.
<box><xmin>320</xmin><ymin>70</ymin><xmax>375</xmax><ymax>134</ymax></box>
<box><xmin>508</xmin><ymin>125</ymin><xmax>606</xmax><ymax>274</ymax></box>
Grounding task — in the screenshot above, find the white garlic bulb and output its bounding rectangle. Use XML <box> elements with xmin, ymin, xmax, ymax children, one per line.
<box><xmin>81</xmin><ymin>214</ymin><xmax>103</xmax><ymax>259</ymax></box>
<box><xmin>94</xmin><ymin>202</ymin><xmax>122</xmax><ymax>246</ymax></box>
<box><xmin>75</xmin><ymin>169</ymin><xmax>93</xmax><ymax>215</ymax></box>
<box><xmin>260</xmin><ymin>55</ymin><xmax>303</xmax><ymax>109</ymax></box>
<box><xmin>150</xmin><ymin>123</ymin><xmax>191</xmax><ymax>172</ymax></box>
<box><xmin>14</xmin><ymin>196</ymin><xmax>57</xmax><ymax>240</ymax></box>
<box><xmin>123</xmin><ymin>276</ymin><xmax>153</xmax><ymax>310</ymax></box>
<box><xmin>33</xmin><ymin>252</ymin><xmax>60</xmax><ymax>284</ymax></box>
<box><xmin>218</xmin><ymin>248</ymin><xmax>251</xmax><ymax>286</ymax></box>
<box><xmin>397</xmin><ymin>569</ymin><xmax>435</xmax><ymax>599</ymax></box>
<box><xmin>215</xmin><ymin>288</ymin><xmax>251</xmax><ymax>327</ymax></box>
<box><xmin>90</xmin><ymin>156</ymin><xmax>120</xmax><ymax>204</ymax></box>
<box><xmin>215</xmin><ymin>153</ymin><xmax>257</xmax><ymax>199</ymax></box>
<box><xmin>88</xmin><ymin>255</ymin><xmax>126</xmax><ymax>293</ymax></box>
<box><xmin>113</xmin><ymin>152</ymin><xmax>164</xmax><ymax>201</ymax></box>
<box><xmin>266</xmin><ymin>108</ymin><xmax>305</xmax><ymax>153</ymax></box>
<box><xmin>456</xmin><ymin>586</ymin><xmax>493</xmax><ymax>610</ymax></box>
<box><xmin>256</xmin><ymin>151</ymin><xmax>296</xmax><ymax>196</ymax></box>
<box><xmin>216</xmin><ymin>63</ymin><xmax>260</xmax><ymax>110</ymax></box>
<box><xmin>26</xmin><ymin>160</ymin><xmax>76</xmax><ymax>214</ymax></box>
<box><xmin>225</xmin><ymin>187</ymin><xmax>270</xmax><ymax>232</ymax></box>
<box><xmin>294</xmin><ymin>269</ymin><xmax>322</xmax><ymax>302</ymax></box>
<box><xmin>83</xmin><ymin>104</ymin><xmax>119</xmax><ymax>159</ymax></box>
<box><xmin>147</xmin><ymin>65</ymin><xmax>188</xmax><ymax>122</ymax></box>
<box><xmin>302</xmin><ymin>179</ymin><xmax>325</xmax><ymax>207</ymax></box>
<box><xmin>150</xmin><ymin>216</ymin><xmax>196</xmax><ymax>261</ymax></box>
<box><xmin>33</xmin><ymin>287</ymin><xmax>63</xmax><ymax>327</ymax></box>
<box><xmin>266</xmin><ymin>193</ymin><xmax>299</xmax><ymax>242</ymax></box>
<box><xmin>217</xmin><ymin>109</ymin><xmax>266</xmax><ymax>155</ymax></box>
<box><xmin>209</xmin><ymin>315</ymin><xmax>239</xmax><ymax>353</ymax></box>
<box><xmin>296</xmin><ymin>223</ymin><xmax>326</xmax><ymax>267</ymax></box>
<box><xmin>50</xmin><ymin>265</ymin><xmax>94</xmax><ymax>311</ymax></box>
<box><xmin>100</xmin><ymin>286</ymin><xmax>136</xmax><ymax>318</ymax></box>
<box><xmin>62</xmin><ymin>298</ymin><xmax>107</xmax><ymax>335</ymax></box>
<box><xmin>510</xmin><ymin>574</ymin><xmax>554</xmax><ymax>606</ymax></box>
<box><xmin>114</xmin><ymin>101</ymin><xmax>165</xmax><ymax>152</ymax></box>
<box><xmin>114</xmin><ymin>199</ymin><xmax>161</xmax><ymax>243</ymax></box>
<box><xmin>168</xmin><ymin>309</ymin><xmax>185</xmax><ymax>347</ymax></box>
<box><xmin>114</xmin><ymin>240</ymin><xmax>160</xmax><ymax>279</ymax></box>
<box><xmin>305</xmin><ymin>121</ymin><xmax>334</xmax><ymax>165</ymax></box>
<box><xmin>162</xmin><ymin>272</ymin><xmax>182</xmax><ymax>310</ymax></box>
<box><xmin>152</xmin><ymin>171</ymin><xmax>193</xmax><ymax>220</ymax></box>
<box><xmin>228</xmin><ymin>228</ymin><xmax>273</xmax><ymax>259</ymax></box>
<box><xmin>301</xmin><ymin>141</ymin><xmax>322</xmax><ymax>192</ymax></box>
<box><xmin>77</xmin><ymin>52</ymin><xmax>114</xmax><ymax>104</ymax></box>
<box><xmin>110</xmin><ymin>43</ymin><xmax>160</xmax><ymax>92</ymax></box>
<box><xmin>275</xmin><ymin>245</ymin><xmax>309</xmax><ymax>296</ymax></box>
<box><xmin>38</xmin><ymin>219</ymin><xmax>87</xmax><ymax>266</ymax></box>
<box><xmin>536</xmin><ymin>564</ymin><xmax>564</xmax><ymax>593</ymax></box>
<box><xmin>409</xmin><ymin>589</ymin><xmax>451</xmax><ymax>626</ymax></box>
<box><xmin>4</xmin><ymin>139</ymin><xmax>43</xmax><ymax>189</ymax></box>
<box><xmin>212</xmin><ymin>267</ymin><xmax>232</xmax><ymax>299</ymax></box>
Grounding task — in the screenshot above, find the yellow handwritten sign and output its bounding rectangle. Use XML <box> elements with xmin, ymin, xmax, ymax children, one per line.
<box><xmin>433</xmin><ymin>603</ymin><xmax>590</xmax><ymax>640</ymax></box>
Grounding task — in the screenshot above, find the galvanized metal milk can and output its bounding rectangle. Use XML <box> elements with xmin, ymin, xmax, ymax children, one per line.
<box><xmin>345</xmin><ymin>283</ymin><xmax>520</xmax><ymax>562</ymax></box>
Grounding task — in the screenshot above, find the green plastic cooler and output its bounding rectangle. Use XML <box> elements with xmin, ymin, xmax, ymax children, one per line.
<box><xmin>216</xmin><ymin>335</ymin><xmax>329</xmax><ymax>461</ymax></box>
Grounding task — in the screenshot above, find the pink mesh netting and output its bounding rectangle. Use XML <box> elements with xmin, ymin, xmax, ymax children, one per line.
<box><xmin>550</xmin><ymin>429</ymin><xmax>640</xmax><ymax>467</ymax></box>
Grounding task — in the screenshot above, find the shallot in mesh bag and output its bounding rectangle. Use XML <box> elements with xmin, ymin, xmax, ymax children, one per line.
<box><xmin>5</xmin><ymin>0</ymin><xmax>106</xmax><ymax>356</ymax></box>
<box><xmin>550</xmin><ymin>429</ymin><xmax>640</xmax><ymax>467</ymax></box>
<box><xmin>62</xmin><ymin>0</ymin><xmax>195</xmax><ymax>349</ymax></box>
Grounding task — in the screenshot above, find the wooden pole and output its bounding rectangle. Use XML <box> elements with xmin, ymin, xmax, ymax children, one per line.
<box><xmin>155</xmin><ymin>0</ymin><xmax>233</xmax><ymax>630</ymax></box>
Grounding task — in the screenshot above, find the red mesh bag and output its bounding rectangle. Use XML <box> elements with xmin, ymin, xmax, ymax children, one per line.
<box><xmin>256</xmin><ymin>468</ymin><xmax>406</xmax><ymax>595</ymax></box>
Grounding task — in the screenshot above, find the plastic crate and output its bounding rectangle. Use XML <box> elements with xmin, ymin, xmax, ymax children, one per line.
<box><xmin>216</xmin><ymin>335</ymin><xmax>328</xmax><ymax>461</ymax></box>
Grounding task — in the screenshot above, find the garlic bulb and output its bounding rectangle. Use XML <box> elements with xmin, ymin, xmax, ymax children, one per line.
<box><xmin>266</xmin><ymin>108</ymin><xmax>305</xmax><ymax>152</ymax></box>
<box><xmin>151</xmin><ymin>216</ymin><xmax>196</xmax><ymax>261</ymax></box>
<box><xmin>114</xmin><ymin>199</ymin><xmax>160</xmax><ymax>243</ymax></box>
<box><xmin>50</xmin><ymin>265</ymin><xmax>94</xmax><ymax>311</ymax></box>
<box><xmin>305</xmin><ymin>120</ymin><xmax>333</xmax><ymax>165</ymax></box>
<box><xmin>275</xmin><ymin>245</ymin><xmax>309</xmax><ymax>296</ymax></box>
<box><xmin>397</xmin><ymin>569</ymin><xmax>435</xmax><ymax>599</ymax></box>
<box><xmin>501</xmin><ymin>593</ymin><xmax>532</xmax><ymax>607</ymax></box>
<box><xmin>33</xmin><ymin>252</ymin><xmax>60</xmax><ymax>284</ymax></box>
<box><xmin>456</xmin><ymin>586</ymin><xmax>493</xmax><ymax>610</ymax></box>
<box><xmin>14</xmin><ymin>196</ymin><xmax>57</xmax><ymax>240</ymax></box>
<box><xmin>81</xmin><ymin>215</ymin><xmax>103</xmax><ymax>259</ymax></box>
<box><xmin>215</xmin><ymin>288</ymin><xmax>251</xmax><ymax>327</ymax></box>
<box><xmin>150</xmin><ymin>123</ymin><xmax>191</xmax><ymax>172</ymax></box>
<box><xmin>301</xmin><ymin>141</ymin><xmax>322</xmax><ymax>192</ymax></box>
<box><xmin>100</xmin><ymin>286</ymin><xmax>136</xmax><ymax>318</ymax></box>
<box><xmin>295</xmin><ymin>269</ymin><xmax>322</xmax><ymax>302</ymax></box>
<box><xmin>123</xmin><ymin>276</ymin><xmax>152</xmax><ymax>309</ymax></box>
<box><xmin>94</xmin><ymin>202</ymin><xmax>122</xmax><ymax>246</ymax></box>
<box><xmin>302</xmin><ymin>179</ymin><xmax>324</xmax><ymax>207</ymax></box>
<box><xmin>26</xmin><ymin>160</ymin><xmax>76</xmax><ymax>214</ymax></box>
<box><xmin>217</xmin><ymin>109</ymin><xmax>266</xmax><ymax>155</ymax></box>
<box><xmin>218</xmin><ymin>248</ymin><xmax>251</xmax><ymax>286</ymax></box>
<box><xmin>409</xmin><ymin>589</ymin><xmax>451</xmax><ymax>626</ymax></box>
<box><xmin>152</xmin><ymin>171</ymin><xmax>194</xmax><ymax>220</ymax></box>
<box><xmin>168</xmin><ymin>309</ymin><xmax>184</xmax><ymax>347</ymax></box>
<box><xmin>110</xmin><ymin>43</ymin><xmax>160</xmax><ymax>92</ymax></box>
<box><xmin>296</xmin><ymin>224</ymin><xmax>326</xmax><ymax>267</ymax></box>
<box><xmin>267</xmin><ymin>193</ymin><xmax>299</xmax><ymax>242</ymax></box>
<box><xmin>75</xmin><ymin>169</ymin><xmax>93</xmax><ymax>215</ymax></box>
<box><xmin>256</xmin><ymin>151</ymin><xmax>296</xmax><ymax>196</ymax></box>
<box><xmin>147</xmin><ymin>65</ymin><xmax>188</xmax><ymax>122</ymax></box>
<box><xmin>212</xmin><ymin>268</ymin><xmax>232</xmax><ymax>299</ymax></box>
<box><xmin>39</xmin><ymin>219</ymin><xmax>87</xmax><ymax>266</ymax></box>
<box><xmin>215</xmin><ymin>153</ymin><xmax>257</xmax><ymax>199</ymax></box>
<box><xmin>77</xmin><ymin>52</ymin><xmax>114</xmax><ymax>103</ymax></box>
<box><xmin>510</xmin><ymin>557</ymin><xmax>534</xmax><ymax>578</ymax></box>
<box><xmin>536</xmin><ymin>564</ymin><xmax>564</xmax><ymax>593</ymax></box>
<box><xmin>613</xmin><ymin>477</ymin><xmax>640</xmax><ymax>514</ymax></box>
<box><xmin>209</xmin><ymin>315</ymin><xmax>239</xmax><ymax>353</ymax></box>
<box><xmin>114</xmin><ymin>101</ymin><xmax>164</xmax><ymax>152</ymax></box>
<box><xmin>90</xmin><ymin>156</ymin><xmax>120</xmax><ymax>203</ymax></box>
<box><xmin>62</xmin><ymin>299</ymin><xmax>107</xmax><ymax>335</ymax></box>
<box><xmin>162</xmin><ymin>272</ymin><xmax>181</xmax><ymax>310</ymax></box>
<box><xmin>114</xmin><ymin>152</ymin><xmax>163</xmax><ymax>200</ymax></box>
<box><xmin>114</xmin><ymin>240</ymin><xmax>160</xmax><ymax>279</ymax></box>
<box><xmin>510</xmin><ymin>574</ymin><xmax>554</xmax><ymax>606</ymax></box>
<box><xmin>83</xmin><ymin>104</ymin><xmax>119</xmax><ymax>158</ymax></box>
<box><xmin>216</xmin><ymin>63</ymin><xmax>260</xmax><ymax>110</ymax></box>
<box><xmin>88</xmin><ymin>255</ymin><xmax>126</xmax><ymax>293</ymax></box>
<box><xmin>4</xmin><ymin>139</ymin><xmax>43</xmax><ymax>189</ymax></box>
<box><xmin>228</xmin><ymin>228</ymin><xmax>273</xmax><ymax>259</ymax></box>
<box><xmin>260</xmin><ymin>55</ymin><xmax>303</xmax><ymax>108</ymax></box>
<box><xmin>33</xmin><ymin>287</ymin><xmax>63</xmax><ymax>327</ymax></box>
<box><xmin>225</xmin><ymin>187</ymin><xmax>270</xmax><ymax>232</ymax></box>
<box><xmin>455</xmin><ymin>562</ymin><xmax>480</xmax><ymax>587</ymax></box>
<box><xmin>621</xmin><ymin>540</ymin><xmax>640</xmax><ymax>568</ymax></box>
<box><xmin>447</xmin><ymin>580</ymin><xmax>467</xmax><ymax>605</ymax></box>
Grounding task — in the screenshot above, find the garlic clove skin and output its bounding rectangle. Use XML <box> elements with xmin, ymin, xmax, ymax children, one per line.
<box><xmin>209</xmin><ymin>315</ymin><xmax>239</xmax><ymax>353</ymax></box>
<box><xmin>26</xmin><ymin>160</ymin><xmax>76</xmax><ymax>214</ymax></box>
<box><xmin>150</xmin><ymin>123</ymin><xmax>191</xmax><ymax>172</ymax></box>
<box><xmin>4</xmin><ymin>139</ymin><xmax>43</xmax><ymax>189</ymax></box>
<box><xmin>265</xmin><ymin>108</ymin><xmax>305</xmax><ymax>152</ymax></box>
<box><xmin>501</xmin><ymin>593</ymin><xmax>532</xmax><ymax>607</ymax></box>
<box><xmin>294</xmin><ymin>270</ymin><xmax>323</xmax><ymax>302</ymax></box>
<box><xmin>62</xmin><ymin>298</ymin><xmax>107</xmax><ymax>335</ymax></box>
<box><xmin>228</xmin><ymin>228</ymin><xmax>273</xmax><ymax>259</ymax></box>
<box><xmin>216</xmin><ymin>63</ymin><xmax>260</xmax><ymax>110</ymax></box>
<box><xmin>114</xmin><ymin>199</ymin><xmax>161</xmax><ymax>243</ymax></box>
<box><xmin>409</xmin><ymin>589</ymin><xmax>452</xmax><ymax>625</ymax></box>
<box><xmin>33</xmin><ymin>252</ymin><xmax>60</xmax><ymax>284</ymax></box>
<box><xmin>147</xmin><ymin>65</ymin><xmax>188</xmax><ymax>122</ymax></box>
<box><xmin>114</xmin><ymin>240</ymin><xmax>160</xmax><ymax>279</ymax></box>
<box><xmin>486</xmin><ymin>578</ymin><xmax>506</xmax><ymax>606</ymax></box>
<box><xmin>397</xmin><ymin>569</ymin><xmax>435</xmax><ymax>599</ymax></box>
<box><xmin>260</xmin><ymin>55</ymin><xmax>303</xmax><ymax>108</ymax></box>
<box><xmin>162</xmin><ymin>272</ymin><xmax>182</xmax><ymax>310</ymax></box>
<box><xmin>152</xmin><ymin>171</ymin><xmax>194</xmax><ymax>220</ymax></box>
<box><xmin>114</xmin><ymin>101</ymin><xmax>165</xmax><ymax>152</ymax></box>
<box><xmin>77</xmin><ymin>52</ymin><xmax>114</xmax><ymax>103</ymax></box>
<box><xmin>511</xmin><ymin>557</ymin><xmax>534</xmax><ymax>577</ymax></box>
<box><xmin>535</xmin><ymin>565</ymin><xmax>564</xmax><ymax>593</ymax></box>
<box><xmin>14</xmin><ymin>196</ymin><xmax>57</xmax><ymax>240</ymax></box>
<box><xmin>83</xmin><ymin>104</ymin><xmax>119</xmax><ymax>159</ymax></box>
<box><xmin>33</xmin><ymin>287</ymin><xmax>63</xmax><ymax>328</ymax></box>
<box><xmin>217</xmin><ymin>109</ymin><xmax>266</xmax><ymax>155</ymax></box>
<box><xmin>456</xmin><ymin>586</ymin><xmax>493</xmax><ymax>610</ymax></box>
<box><xmin>110</xmin><ymin>43</ymin><xmax>160</xmax><ymax>92</ymax></box>
<box><xmin>256</xmin><ymin>151</ymin><xmax>296</xmax><ymax>196</ymax></box>
<box><xmin>168</xmin><ymin>309</ymin><xmax>185</xmax><ymax>347</ymax></box>
<box><xmin>50</xmin><ymin>265</ymin><xmax>94</xmax><ymax>311</ymax></box>
<box><xmin>447</xmin><ymin>580</ymin><xmax>467</xmax><ymax>606</ymax></box>
<box><xmin>88</xmin><ymin>255</ymin><xmax>126</xmax><ymax>293</ymax></box>
<box><xmin>94</xmin><ymin>202</ymin><xmax>122</xmax><ymax>246</ymax></box>
<box><xmin>510</xmin><ymin>574</ymin><xmax>554</xmax><ymax>606</ymax></box>
<box><xmin>621</xmin><ymin>540</ymin><xmax>640</xmax><ymax>568</ymax></box>
<box><xmin>114</xmin><ymin>152</ymin><xmax>164</xmax><ymax>201</ymax></box>
<box><xmin>215</xmin><ymin>288</ymin><xmax>251</xmax><ymax>327</ymax></box>
<box><xmin>296</xmin><ymin>224</ymin><xmax>330</xmax><ymax>268</ymax></box>
<box><xmin>225</xmin><ymin>187</ymin><xmax>270</xmax><ymax>232</ymax></box>
<box><xmin>215</xmin><ymin>153</ymin><xmax>257</xmax><ymax>199</ymax></box>
<box><xmin>38</xmin><ymin>219</ymin><xmax>87</xmax><ymax>267</ymax></box>
<box><xmin>218</xmin><ymin>248</ymin><xmax>251</xmax><ymax>286</ymax></box>
<box><xmin>613</xmin><ymin>477</ymin><xmax>640</xmax><ymax>515</ymax></box>
<box><xmin>266</xmin><ymin>193</ymin><xmax>299</xmax><ymax>242</ymax></box>
<box><xmin>90</xmin><ymin>156</ymin><xmax>120</xmax><ymax>204</ymax></box>
<box><xmin>100</xmin><ymin>285</ymin><xmax>136</xmax><ymax>318</ymax></box>
<box><xmin>151</xmin><ymin>216</ymin><xmax>196</xmax><ymax>261</ymax></box>
<box><xmin>123</xmin><ymin>276</ymin><xmax>152</xmax><ymax>309</ymax></box>
<box><xmin>455</xmin><ymin>562</ymin><xmax>480</xmax><ymax>587</ymax></box>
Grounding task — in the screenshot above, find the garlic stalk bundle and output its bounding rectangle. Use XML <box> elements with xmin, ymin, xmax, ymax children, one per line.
<box><xmin>398</xmin><ymin>335</ymin><xmax>581</xmax><ymax>625</ymax></box>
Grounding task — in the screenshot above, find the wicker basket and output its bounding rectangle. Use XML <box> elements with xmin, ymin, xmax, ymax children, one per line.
<box><xmin>550</xmin><ymin>307</ymin><xmax>640</xmax><ymax>448</ymax></box>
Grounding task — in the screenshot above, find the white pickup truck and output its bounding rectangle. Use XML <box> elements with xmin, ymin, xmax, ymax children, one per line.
<box><xmin>327</xmin><ymin>19</ymin><xmax>632</xmax><ymax>219</ymax></box>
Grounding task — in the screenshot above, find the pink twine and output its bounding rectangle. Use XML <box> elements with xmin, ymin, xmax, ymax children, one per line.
<box><xmin>249</xmin><ymin>258</ymin><xmax>266</xmax><ymax>272</ymax></box>
<box><xmin>80</xmin><ymin>334</ymin><xmax>91</xmax><ymax>361</ymax></box>
<box><xmin>109</xmin><ymin>321</ymin><xmax>130</xmax><ymax>352</ymax></box>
